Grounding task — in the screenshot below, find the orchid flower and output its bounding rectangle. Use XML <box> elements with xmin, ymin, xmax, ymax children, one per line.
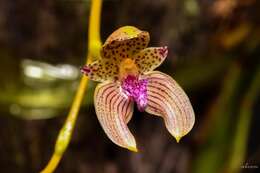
<box><xmin>81</xmin><ymin>26</ymin><xmax>195</xmax><ymax>152</ymax></box>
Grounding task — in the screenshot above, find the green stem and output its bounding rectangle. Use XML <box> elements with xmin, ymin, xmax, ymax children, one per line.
<box><xmin>40</xmin><ymin>0</ymin><xmax>103</xmax><ymax>172</ymax></box>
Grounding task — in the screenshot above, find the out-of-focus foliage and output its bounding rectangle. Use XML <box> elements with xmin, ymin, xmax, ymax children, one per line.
<box><xmin>0</xmin><ymin>0</ymin><xmax>259</xmax><ymax>173</ymax></box>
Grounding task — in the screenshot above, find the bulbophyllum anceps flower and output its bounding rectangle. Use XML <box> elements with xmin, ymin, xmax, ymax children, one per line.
<box><xmin>81</xmin><ymin>26</ymin><xmax>195</xmax><ymax>152</ymax></box>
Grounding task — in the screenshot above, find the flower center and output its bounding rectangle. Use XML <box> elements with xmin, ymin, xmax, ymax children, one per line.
<box><xmin>119</xmin><ymin>59</ymin><xmax>148</xmax><ymax>111</ymax></box>
<box><xmin>119</xmin><ymin>58</ymin><xmax>139</xmax><ymax>81</ymax></box>
<box><xmin>121</xmin><ymin>75</ymin><xmax>148</xmax><ymax>111</ymax></box>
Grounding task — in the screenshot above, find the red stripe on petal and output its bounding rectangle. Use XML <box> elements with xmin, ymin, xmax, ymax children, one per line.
<box><xmin>94</xmin><ymin>82</ymin><xmax>136</xmax><ymax>151</ymax></box>
<box><xmin>144</xmin><ymin>71</ymin><xmax>195</xmax><ymax>141</ymax></box>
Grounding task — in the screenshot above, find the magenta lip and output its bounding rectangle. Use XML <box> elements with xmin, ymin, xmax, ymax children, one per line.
<box><xmin>121</xmin><ymin>75</ymin><xmax>148</xmax><ymax>111</ymax></box>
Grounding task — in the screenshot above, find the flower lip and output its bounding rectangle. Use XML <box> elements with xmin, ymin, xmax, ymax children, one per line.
<box><xmin>121</xmin><ymin>75</ymin><xmax>148</xmax><ymax>111</ymax></box>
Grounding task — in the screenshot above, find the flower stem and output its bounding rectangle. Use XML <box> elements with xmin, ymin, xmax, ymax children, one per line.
<box><xmin>40</xmin><ymin>0</ymin><xmax>102</xmax><ymax>172</ymax></box>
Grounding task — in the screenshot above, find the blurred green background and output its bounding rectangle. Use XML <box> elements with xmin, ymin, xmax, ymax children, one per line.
<box><xmin>0</xmin><ymin>0</ymin><xmax>259</xmax><ymax>172</ymax></box>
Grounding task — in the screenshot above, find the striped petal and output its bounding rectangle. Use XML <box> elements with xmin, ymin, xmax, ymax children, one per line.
<box><xmin>101</xmin><ymin>26</ymin><xmax>150</xmax><ymax>61</ymax></box>
<box><xmin>133</xmin><ymin>47</ymin><xmax>168</xmax><ymax>74</ymax></box>
<box><xmin>94</xmin><ymin>82</ymin><xmax>137</xmax><ymax>151</ymax></box>
<box><xmin>144</xmin><ymin>71</ymin><xmax>195</xmax><ymax>142</ymax></box>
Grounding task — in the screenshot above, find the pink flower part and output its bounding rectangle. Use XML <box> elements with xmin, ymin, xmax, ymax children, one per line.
<box><xmin>158</xmin><ymin>46</ymin><xmax>168</xmax><ymax>57</ymax></box>
<box><xmin>121</xmin><ymin>75</ymin><xmax>148</xmax><ymax>111</ymax></box>
<box><xmin>80</xmin><ymin>66</ymin><xmax>91</xmax><ymax>74</ymax></box>
<box><xmin>82</xmin><ymin>26</ymin><xmax>195</xmax><ymax>151</ymax></box>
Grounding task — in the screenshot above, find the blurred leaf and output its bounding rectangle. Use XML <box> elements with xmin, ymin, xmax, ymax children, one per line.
<box><xmin>192</xmin><ymin>64</ymin><xmax>242</xmax><ymax>173</ymax></box>
<box><xmin>218</xmin><ymin>23</ymin><xmax>251</xmax><ymax>49</ymax></box>
<box><xmin>172</xmin><ymin>57</ymin><xmax>231</xmax><ymax>91</ymax></box>
<box><xmin>227</xmin><ymin>65</ymin><xmax>260</xmax><ymax>172</ymax></box>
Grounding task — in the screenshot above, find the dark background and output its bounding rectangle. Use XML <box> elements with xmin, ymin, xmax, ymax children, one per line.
<box><xmin>0</xmin><ymin>0</ymin><xmax>259</xmax><ymax>173</ymax></box>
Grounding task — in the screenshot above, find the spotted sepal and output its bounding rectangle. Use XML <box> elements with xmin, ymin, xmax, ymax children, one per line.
<box><xmin>81</xmin><ymin>59</ymin><xmax>119</xmax><ymax>82</ymax></box>
<box><xmin>133</xmin><ymin>46</ymin><xmax>168</xmax><ymax>74</ymax></box>
<box><xmin>101</xmin><ymin>26</ymin><xmax>150</xmax><ymax>61</ymax></box>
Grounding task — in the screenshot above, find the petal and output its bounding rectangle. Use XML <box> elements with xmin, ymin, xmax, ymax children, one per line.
<box><xmin>81</xmin><ymin>59</ymin><xmax>119</xmax><ymax>82</ymax></box>
<box><xmin>144</xmin><ymin>71</ymin><xmax>195</xmax><ymax>142</ymax></box>
<box><xmin>133</xmin><ymin>47</ymin><xmax>168</xmax><ymax>74</ymax></box>
<box><xmin>94</xmin><ymin>82</ymin><xmax>137</xmax><ymax>151</ymax></box>
<box><xmin>101</xmin><ymin>26</ymin><xmax>150</xmax><ymax>60</ymax></box>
